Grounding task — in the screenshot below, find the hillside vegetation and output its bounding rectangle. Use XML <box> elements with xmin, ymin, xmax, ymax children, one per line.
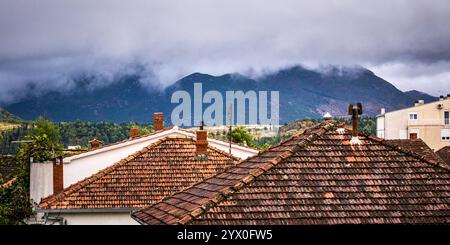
<box><xmin>5</xmin><ymin>66</ymin><xmax>436</xmax><ymax>123</ymax></box>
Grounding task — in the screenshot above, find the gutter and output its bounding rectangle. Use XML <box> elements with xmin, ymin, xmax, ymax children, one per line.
<box><xmin>36</xmin><ymin>208</ymin><xmax>136</xmax><ymax>214</ymax></box>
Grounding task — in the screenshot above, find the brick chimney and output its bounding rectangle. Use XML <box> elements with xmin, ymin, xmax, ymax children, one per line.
<box><xmin>53</xmin><ymin>156</ymin><xmax>63</xmax><ymax>194</ymax></box>
<box><xmin>129</xmin><ymin>127</ymin><xmax>139</xmax><ymax>138</ymax></box>
<box><xmin>196</xmin><ymin>129</ymin><xmax>208</xmax><ymax>155</ymax></box>
<box><xmin>88</xmin><ymin>138</ymin><xmax>102</xmax><ymax>150</ymax></box>
<box><xmin>154</xmin><ymin>112</ymin><xmax>164</xmax><ymax>131</ymax></box>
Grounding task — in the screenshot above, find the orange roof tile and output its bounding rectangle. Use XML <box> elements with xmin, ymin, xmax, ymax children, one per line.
<box><xmin>132</xmin><ymin>121</ymin><xmax>450</xmax><ymax>225</ymax></box>
<box><xmin>39</xmin><ymin>137</ymin><xmax>239</xmax><ymax>210</ymax></box>
<box><xmin>436</xmin><ymin>146</ymin><xmax>450</xmax><ymax>167</ymax></box>
<box><xmin>385</xmin><ymin>139</ymin><xmax>445</xmax><ymax>165</ymax></box>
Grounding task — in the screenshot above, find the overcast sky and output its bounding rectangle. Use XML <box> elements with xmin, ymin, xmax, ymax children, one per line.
<box><xmin>1</xmin><ymin>0</ymin><xmax>449</xmax><ymax>103</ymax></box>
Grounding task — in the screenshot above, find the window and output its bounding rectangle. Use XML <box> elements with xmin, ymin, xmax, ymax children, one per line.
<box><xmin>442</xmin><ymin>129</ymin><xmax>450</xmax><ymax>141</ymax></box>
<box><xmin>409</xmin><ymin>133</ymin><xmax>418</xmax><ymax>139</ymax></box>
<box><xmin>409</xmin><ymin>113</ymin><xmax>418</xmax><ymax>120</ymax></box>
<box><xmin>445</xmin><ymin>111</ymin><xmax>449</xmax><ymax>125</ymax></box>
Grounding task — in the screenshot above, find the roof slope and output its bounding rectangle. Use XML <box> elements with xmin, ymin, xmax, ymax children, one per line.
<box><xmin>132</xmin><ymin>122</ymin><xmax>450</xmax><ymax>225</ymax></box>
<box><xmin>437</xmin><ymin>146</ymin><xmax>450</xmax><ymax>167</ymax></box>
<box><xmin>39</xmin><ymin>137</ymin><xmax>239</xmax><ymax>210</ymax></box>
<box><xmin>385</xmin><ymin>139</ymin><xmax>445</xmax><ymax>166</ymax></box>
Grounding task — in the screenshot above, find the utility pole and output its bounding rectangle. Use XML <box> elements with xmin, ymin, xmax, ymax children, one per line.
<box><xmin>227</xmin><ymin>103</ymin><xmax>232</xmax><ymax>155</ymax></box>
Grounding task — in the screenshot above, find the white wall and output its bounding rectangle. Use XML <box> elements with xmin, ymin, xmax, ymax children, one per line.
<box><xmin>206</xmin><ymin>138</ymin><xmax>259</xmax><ymax>160</ymax></box>
<box><xmin>48</xmin><ymin>212</ymin><xmax>139</xmax><ymax>225</ymax></box>
<box><xmin>30</xmin><ymin>161</ymin><xmax>53</xmax><ymax>204</ymax></box>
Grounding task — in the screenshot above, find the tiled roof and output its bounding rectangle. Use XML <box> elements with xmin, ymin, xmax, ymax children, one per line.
<box><xmin>132</xmin><ymin>121</ymin><xmax>450</xmax><ymax>225</ymax></box>
<box><xmin>39</xmin><ymin>137</ymin><xmax>240</xmax><ymax>210</ymax></box>
<box><xmin>1</xmin><ymin>176</ymin><xmax>17</xmax><ymax>189</ymax></box>
<box><xmin>437</xmin><ymin>146</ymin><xmax>450</xmax><ymax>167</ymax></box>
<box><xmin>64</xmin><ymin>126</ymin><xmax>258</xmax><ymax>160</ymax></box>
<box><xmin>385</xmin><ymin>139</ymin><xmax>446</xmax><ymax>166</ymax></box>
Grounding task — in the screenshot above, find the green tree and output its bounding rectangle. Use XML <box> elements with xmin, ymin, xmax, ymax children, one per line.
<box><xmin>227</xmin><ymin>126</ymin><xmax>254</xmax><ymax>146</ymax></box>
<box><xmin>34</xmin><ymin>117</ymin><xmax>60</xmax><ymax>145</ymax></box>
<box><xmin>1</xmin><ymin>117</ymin><xmax>62</xmax><ymax>224</ymax></box>
<box><xmin>0</xmin><ymin>169</ymin><xmax>31</xmax><ymax>224</ymax></box>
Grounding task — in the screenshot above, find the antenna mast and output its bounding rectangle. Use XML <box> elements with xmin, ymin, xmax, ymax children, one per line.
<box><xmin>227</xmin><ymin>103</ymin><xmax>232</xmax><ymax>154</ymax></box>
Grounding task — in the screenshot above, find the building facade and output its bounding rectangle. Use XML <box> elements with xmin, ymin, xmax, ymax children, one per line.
<box><xmin>377</xmin><ymin>96</ymin><xmax>450</xmax><ymax>151</ymax></box>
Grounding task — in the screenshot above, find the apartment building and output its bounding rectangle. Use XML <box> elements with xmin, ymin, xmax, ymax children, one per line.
<box><xmin>376</xmin><ymin>95</ymin><xmax>450</xmax><ymax>151</ymax></box>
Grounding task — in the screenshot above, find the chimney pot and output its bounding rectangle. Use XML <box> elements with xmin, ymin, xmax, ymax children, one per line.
<box><xmin>153</xmin><ymin>112</ymin><xmax>164</xmax><ymax>131</ymax></box>
<box><xmin>381</xmin><ymin>108</ymin><xmax>385</xmax><ymax>115</ymax></box>
<box><xmin>348</xmin><ymin>103</ymin><xmax>362</xmax><ymax>142</ymax></box>
<box><xmin>53</xmin><ymin>156</ymin><xmax>64</xmax><ymax>194</ymax></box>
<box><xmin>196</xmin><ymin>130</ymin><xmax>208</xmax><ymax>155</ymax></box>
<box><xmin>89</xmin><ymin>138</ymin><xmax>102</xmax><ymax>150</ymax></box>
<box><xmin>129</xmin><ymin>127</ymin><xmax>139</xmax><ymax>138</ymax></box>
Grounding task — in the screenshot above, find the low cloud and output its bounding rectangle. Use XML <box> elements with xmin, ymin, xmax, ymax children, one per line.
<box><xmin>1</xmin><ymin>0</ymin><xmax>449</xmax><ymax>103</ymax></box>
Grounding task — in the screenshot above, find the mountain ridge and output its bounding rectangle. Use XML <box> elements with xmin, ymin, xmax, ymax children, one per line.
<box><xmin>3</xmin><ymin>66</ymin><xmax>437</xmax><ymax>124</ymax></box>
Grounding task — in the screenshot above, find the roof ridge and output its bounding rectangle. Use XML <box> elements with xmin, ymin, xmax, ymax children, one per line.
<box><xmin>437</xmin><ymin>146</ymin><xmax>450</xmax><ymax>152</ymax></box>
<box><xmin>179</xmin><ymin>128</ymin><xmax>260</xmax><ymax>151</ymax></box>
<box><xmin>165</xmin><ymin>136</ymin><xmax>242</xmax><ymax>161</ymax></box>
<box><xmin>358</xmin><ymin>130</ymin><xmax>450</xmax><ymax>171</ymax></box>
<box><xmin>133</xmin><ymin>121</ymin><xmax>338</xmax><ymax>225</ymax></box>
<box><xmin>39</xmin><ymin>137</ymin><xmax>169</xmax><ymax>208</ymax></box>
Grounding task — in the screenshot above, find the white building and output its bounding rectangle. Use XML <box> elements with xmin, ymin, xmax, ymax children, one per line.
<box><xmin>376</xmin><ymin>95</ymin><xmax>450</xmax><ymax>151</ymax></box>
<box><xmin>30</xmin><ymin>113</ymin><xmax>258</xmax><ymax>225</ymax></box>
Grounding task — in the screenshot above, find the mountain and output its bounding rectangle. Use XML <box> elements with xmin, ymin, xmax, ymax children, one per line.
<box><xmin>0</xmin><ymin>107</ymin><xmax>21</xmax><ymax>123</ymax></box>
<box><xmin>404</xmin><ymin>90</ymin><xmax>438</xmax><ymax>103</ymax></box>
<box><xmin>3</xmin><ymin>66</ymin><xmax>437</xmax><ymax>124</ymax></box>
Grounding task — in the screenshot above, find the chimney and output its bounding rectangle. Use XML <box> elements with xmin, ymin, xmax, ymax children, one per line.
<box><xmin>380</xmin><ymin>108</ymin><xmax>385</xmax><ymax>115</ymax></box>
<box><xmin>153</xmin><ymin>112</ymin><xmax>164</xmax><ymax>131</ymax></box>
<box><xmin>129</xmin><ymin>127</ymin><xmax>139</xmax><ymax>138</ymax></box>
<box><xmin>348</xmin><ymin>103</ymin><xmax>362</xmax><ymax>145</ymax></box>
<box><xmin>441</xmin><ymin>95</ymin><xmax>445</xmax><ymax>101</ymax></box>
<box><xmin>53</xmin><ymin>156</ymin><xmax>63</xmax><ymax>194</ymax></box>
<box><xmin>196</xmin><ymin>122</ymin><xmax>208</xmax><ymax>155</ymax></box>
<box><xmin>418</xmin><ymin>100</ymin><xmax>424</xmax><ymax>105</ymax></box>
<box><xmin>447</xmin><ymin>94</ymin><xmax>450</xmax><ymax>99</ymax></box>
<box><xmin>89</xmin><ymin>138</ymin><xmax>102</xmax><ymax>150</ymax></box>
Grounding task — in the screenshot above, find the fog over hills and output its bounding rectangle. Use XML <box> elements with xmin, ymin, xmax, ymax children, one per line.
<box><xmin>2</xmin><ymin>65</ymin><xmax>437</xmax><ymax>124</ymax></box>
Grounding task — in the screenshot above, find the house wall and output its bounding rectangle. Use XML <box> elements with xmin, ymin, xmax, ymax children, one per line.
<box><xmin>377</xmin><ymin>98</ymin><xmax>450</xmax><ymax>151</ymax></box>
<box><xmin>47</xmin><ymin>212</ymin><xmax>139</xmax><ymax>225</ymax></box>
<box><xmin>30</xmin><ymin>161</ymin><xmax>53</xmax><ymax>204</ymax></box>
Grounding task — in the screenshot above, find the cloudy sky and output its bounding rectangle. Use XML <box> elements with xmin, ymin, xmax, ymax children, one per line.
<box><xmin>1</xmin><ymin>0</ymin><xmax>449</xmax><ymax>103</ymax></box>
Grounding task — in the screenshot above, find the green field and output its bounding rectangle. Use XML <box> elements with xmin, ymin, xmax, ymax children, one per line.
<box><xmin>0</xmin><ymin>123</ymin><xmax>20</xmax><ymax>132</ymax></box>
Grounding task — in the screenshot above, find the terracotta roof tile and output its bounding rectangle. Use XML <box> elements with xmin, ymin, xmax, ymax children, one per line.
<box><xmin>436</xmin><ymin>146</ymin><xmax>450</xmax><ymax>167</ymax></box>
<box><xmin>39</xmin><ymin>137</ymin><xmax>239</xmax><ymax>210</ymax></box>
<box><xmin>386</xmin><ymin>139</ymin><xmax>445</xmax><ymax>165</ymax></box>
<box><xmin>132</xmin><ymin>121</ymin><xmax>450</xmax><ymax>225</ymax></box>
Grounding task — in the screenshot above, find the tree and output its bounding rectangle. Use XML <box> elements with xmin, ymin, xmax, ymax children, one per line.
<box><xmin>228</xmin><ymin>126</ymin><xmax>254</xmax><ymax>146</ymax></box>
<box><xmin>0</xmin><ymin>169</ymin><xmax>31</xmax><ymax>224</ymax></box>
<box><xmin>34</xmin><ymin>117</ymin><xmax>60</xmax><ymax>145</ymax></box>
<box><xmin>1</xmin><ymin>117</ymin><xmax>62</xmax><ymax>224</ymax></box>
